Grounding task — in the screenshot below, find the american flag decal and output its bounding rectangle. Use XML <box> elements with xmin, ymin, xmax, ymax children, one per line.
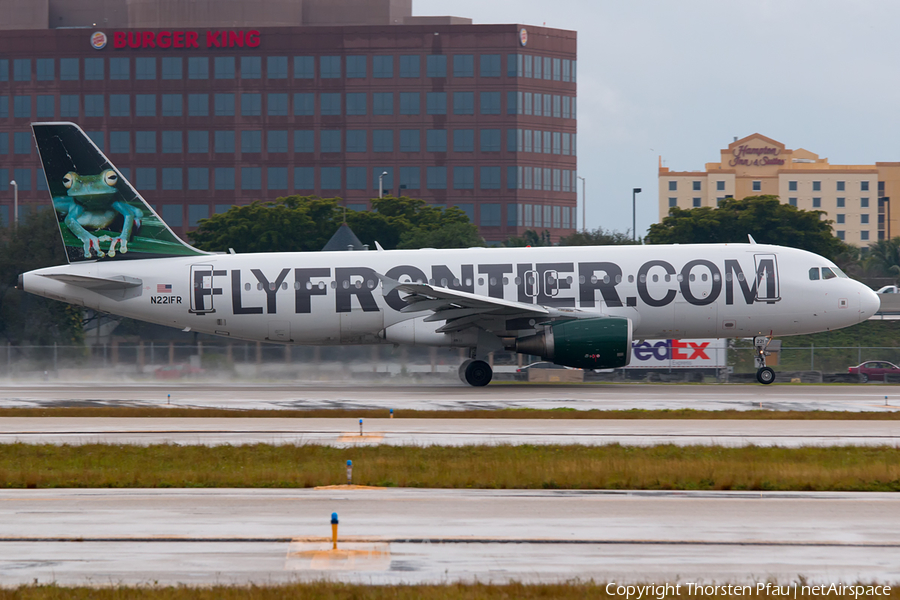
<box><xmin>157</xmin><ymin>284</ymin><xmax>173</xmax><ymax>293</ymax></box>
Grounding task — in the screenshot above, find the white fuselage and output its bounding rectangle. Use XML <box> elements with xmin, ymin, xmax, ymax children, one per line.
<box><xmin>22</xmin><ymin>243</ymin><xmax>880</xmax><ymax>353</ymax></box>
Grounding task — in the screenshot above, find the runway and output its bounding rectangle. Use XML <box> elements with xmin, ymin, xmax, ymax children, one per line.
<box><xmin>1</xmin><ymin>417</ymin><xmax>899</xmax><ymax>447</ymax></box>
<box><xmin>0</xmin><ymin>488</ymin><xmax>897</xmax><ymax>585</ymax></box>
<box><xmin>1</xmin><ymin>382</ymin><xmax>900</xmax><ymax>412</ymax></box>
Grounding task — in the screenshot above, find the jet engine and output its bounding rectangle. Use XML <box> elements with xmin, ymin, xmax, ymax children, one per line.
<box><xmin>509</xmin><ymin>317</ymin><xmax>633</xmax><ymax>369</ymax></box>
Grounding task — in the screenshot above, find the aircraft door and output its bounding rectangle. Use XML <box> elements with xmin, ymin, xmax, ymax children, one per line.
<box><xmin>754</xmin><ymin>254</ymin><xmax>780</xmax><ymax>303</ymax></box>
<box><xmin>189</xmin><ymin>264</ymin><xmax>223</xmax><ymax>314</ymax></box>
<box><xmin>524</xmin><ymin>270</ymin><xmax>539</xmax><ymax>298</ymax></box>
<box><xmin>544</xmin><ymin>270</ymin><xmax>559</xmax><ymax>297</ymax></box>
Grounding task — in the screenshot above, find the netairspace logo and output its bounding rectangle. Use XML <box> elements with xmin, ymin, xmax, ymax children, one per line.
<box><xmin>604</xmin><ymin>583</ymin><xmax>892</xmax><ymax>599</ymax></box>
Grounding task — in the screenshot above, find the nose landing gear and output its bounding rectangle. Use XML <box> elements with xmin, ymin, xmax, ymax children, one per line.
<box><xmin>754</xmin><ymin>336</ymin><xmax>777</xmax><ymax>384</ymax></box>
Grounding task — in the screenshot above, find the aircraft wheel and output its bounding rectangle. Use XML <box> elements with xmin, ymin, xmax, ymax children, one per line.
<box><xmin>464</xmin><ymin>360</ymin><xmax>493</xmax><ymax>387</ymax></box>
<box><xmin>458</xmin><ymin>359</ymin><xmax>473</xmax><ymax>384</ymax></box>
<box><xmin>756</xmin><ymin>367</ymin><xmax>776</xmax><ymax>385</ymax></box>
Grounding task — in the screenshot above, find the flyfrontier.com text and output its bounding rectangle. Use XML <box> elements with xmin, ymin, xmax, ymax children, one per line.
<box><xmin>604</xmin><ymin>583</ymin><xmax>892</xmax><ymax>599</ymax></box>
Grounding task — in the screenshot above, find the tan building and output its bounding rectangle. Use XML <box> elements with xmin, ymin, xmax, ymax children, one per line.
<box><xmin>658</xmin><ymin>134</ymin><xmax>898</xmax><ymax>247</ymax></box>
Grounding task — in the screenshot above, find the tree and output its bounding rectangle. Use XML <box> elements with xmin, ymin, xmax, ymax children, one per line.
<box><xmin>559</xmin><ymin>227</ymin><xmax>638</xmax><ymax>246</ymax></box>
<box><xmin>645</xmin><ymin>195</ymin><xmax>849</xmax><ymax>260</ymax></box>
<box><xmin>504</xmin><ymin>230</ymin><xmax>552</xmax><ymax>247</ymax></box>
<box><xmin>0</xmin><ymin>210</ymin><xmax>84</xmax><ymax>345</ymax></box>
<box><xmin>862</xmin><ymin>237</ymin><xmax>900</xmax><ymax>280</ymax></box>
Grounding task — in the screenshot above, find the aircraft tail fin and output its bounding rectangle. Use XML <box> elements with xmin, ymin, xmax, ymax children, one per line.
<box><xmin>31</xmin><ymin>122</ymin><xmax>207</xmax><ymax>263</ymax></box>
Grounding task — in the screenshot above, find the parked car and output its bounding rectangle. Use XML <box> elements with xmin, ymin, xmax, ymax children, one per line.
<box><xmin>848</xmin><ymin>361</ymin><xmax>900</xmax><ymax>382</ymax></box>
<box><xmin>876</xmin><ymin>285</ymin><xmax>900</xmax><ymax>294</ymax></box>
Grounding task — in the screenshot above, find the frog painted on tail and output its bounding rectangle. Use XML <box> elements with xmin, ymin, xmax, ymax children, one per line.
<box><xmin>52</xmin><ymin>170</ymin><xmax>143</xmax><ymax>258</ymax></box>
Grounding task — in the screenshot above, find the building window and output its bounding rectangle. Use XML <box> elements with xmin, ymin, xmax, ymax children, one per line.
<box><xmin>162</xmin><ymin>131</ymin><xmax>182</xmax><ymax>153</ymax></box>
<box><xmin>426</xmin><ymin>129</ymin><xmax>447</xmax><ymax>152</ymax></box>
<box><xmin>262</xmin><ymin>167</ymin><xmax>286</xmax><ymax>191</ymax></box>
<box><xmin>788</xmin><ymin>181</ymin><xmax>797</xmax><ymax>191</ymax></box>
<box><xmin>346</xmin><ymin>56</ymin><xmax>366</xmax><ymax>78</ymax></box>
<box><xmin>836</xmin><ymin>214</ymin><xmax>845</xmax><ymax>224</ymax></box>
<box><xmin>188</xmin><ymin>167</ymin><xmax>208</xmax><ymax>190</ymax></box>
<box><xmin>813</xmin><ymin>181</ymin><xmax>821</xmax><ymax>191</ymax></box>
<box><xmin>60</xmin><ymin>95</ymin><xmax>78</xmax><ymax>117</ymax></box>
<box><xmin>508</xmin><ymin>91</ymin><xmax>520</xmax><ymax>116</ymax></box>
<box><xmin>669</xmin><ymin>181</ymin><xmax>677</xmax><ymax>191</ymax></box>
<box><xmin>453</xmin><ymin>55</ymin><xmax>474</xmax><ymax>77</ymax></box>
<box><xmin>789</xmin><ymin>197</ymin><xmax>797</xmax><ymax>207</ymax></box>
<box><xmin>241</xmin><ymin>93</ymin><xmax>262</xmax><ymax>116</ymax></box>
<box><xmin>346</xmin><ymin>130</ymin><xmax>366</xmax><ymax>153</ymax></box>
<box><xmin>188</xmin><ymin>57</ymin><xmax>208</xmax><ymax>79</ymax></box>
<box><xmin>268</xmin><ymin>93</ymin><xmax>288</xmax><ymax>116</ymax></box>
<box><xmin>215</xmin><ymin>131</ymin><xmax>235</xmax><ymax>153</ymax></box>
<box><xmin>36</xmin><ymin>58</ymin><xmax>54</xmax><ymax>81</ymax></box>
<box><xmin>861</xmin><ymin>214</ymin><xmax>870</xmax><ymax>224</ymax></box>
<box><xmin>267</xmin><ymin>130</ymin><xmax>288</xmax><ymax>153</ymax></box>
<box><xmin>507</xmin><ymin>54</ymin><xmax>520</xmax><ymax>78</ymax></box>
<box><xmin>346</xmin><ymin>93</ymin><xmax>367</xmax><ymax>116</ymax></box>
<box><xmin>480</xmin><ymin>129</ymin><xmax>501</xmax><ymax>153</ymax></box>
<box><xmin>399</xmin><ymin>55</ymin><xmax>420</xmax><ymax>78</ymax></box>
<box><xmin>84</xmin><ymin>95</ymin><xmax>104</xmax><ymax>117</ymax></box>
<box><xmin>110</xmin><ymin>57</ymin><xmax>129</xmax><ymax>80</ymax></box>
<box><xmin>861</xmin><ymin>181</ymin><xmax>870</xmax><ymax>191</ymax></box>
<box><xmin>134</xmin><ymin>94</ymin><xmax>156</xmax><ymax>117</ymax></box>
<box><xmin>186</xmin><ymin>204</ymin><xmax>208</xmax><ymax>227</ymax></box>
<box><xmin>320</xmin><ymin>56</ymin><xmax>341</xmax><ymax>78</ymax></box>
<box><xmin>426</xmin><ymin>92</ymin><xmax>447</xmax><ymax>115</ymax></box>
<box><xmin>454</xmin><ymin>92</ymin><xmax>474</xmax><ymax>115</ymax></box>
<box><xmin>399</xmin><ymin>166</ymin><xmax>420</xmax><ymax>190</ymax></box>
<box><xmin>399</xmin><ymin>92</ymin><xmax>420</xmax><ymax>115</ymax></box>
<box><xmin>813</xmin><ymin>197</ymin><xmax>821</xmax><ymax>208</ymax></box>
<box><xmin>214</xmin><ymin>168</ymin><xmax>235</xmax><ymax>190</ymax></box>
<box><xmin>320</xmin><ymin>130</ymin><xmax>341</xmax><ymax>153</ymax></box>
<box><xmin>690</xmin><ymin>181</ymin><xmax>700</xmax><ymax>191</ymax></box>
<box><xmin>861</xmin><ymin>197</ymin><xmax>869</xmax><ymax>208</ymax></box>
<box><xmin>479</xmin><ymin>54</ymin><xmax>501</xmax><ymax>78</ymax></box>
<box><xmin>13</xmin><ymin>132</ymin><xmax>31</xmax><ymax>154</ymax></box>
<box><xmin>186</xmin><ymin>94</ymin><xmax>208</xmax><ymax>117</ymax></box>
<box><xmin>214</xmin><ymin>93</ymin><xmax>235</xmax><ymax>116</ymax></box>
<box><xmin>135</xmin><ymin>167</ymin><xmax>156</xmax><ymax>190</ymax></box>
<box><xmin>161</xmin><ymin>94</ymin><xmax>182</xmax><ymax>117</ymax></box>
<box><xmin>161</xmin><ymin>205</ymin><xmax>183</xmax><ymax>227</ymax></box>
<box><xmin>188</xmin><ymin>131</ymin><xmax>209</xmax><ymax>154</ymax></box>
<box><xmin>161</xmin><ymin>57</ymin><xmax>181</xmax><ymax>79</ymax></box>
<box><xmin>373</xmin><ymin>55</ymin><xmax>393</xmax><ymax>78</ymax></box>
<box><xmin>373</xmin><ymin>130</ymin><xmax>393</xmax><ymax>153</ymax></box>
<box><xmin>84</xmin><ymin>58</ymin><xmax>103</xmax><ymax>80</ymax></box>
<box><xmin>162</xmin><ymin>168</ymin><xmax>182</xmax><ymax>190</ymax></box>
<box><xmin>321</xmin><ymin>167</ymin><xmax>341</xmax><ymax>190</ymax></box>
<box><xmin>553</xmin><ymin>95</ymin><xmax>561</xmax><ymax>118</ymax></box>
<box><xmin>481</xmin><ymin>166</ymin><xmax>501</xmax><ymax>190</ymax></box>
<box><xmin>427</xmin><ymin>166</ymin><xmax>447</xmax><ymax>189</ymax></box>
<box><xmin>241</xmin><ymin>130</ymin><xmax>262</xmax><ymax>153</ymax></box>
<box><xmin>480</xmin><ymin>203</ymin><xmax>501</xmax><ymax>226</ymax></box>
<box><xmin>35</xmin><ymin>95</ymin><xmax>53</xmax><ymax>119</ymax></box>
<box><xmin>716</xmin><ymin>181</ymin><xmax>725</xmax><ymax>191</ymax></box>
<box><xmin>456</xmin><ymin>203</ymin><xmax>474</xmax><ymax>222</ymax></box>
<box><xmin>399</xmin><ymin>130</ymin><xmax>419</xmax><ymax>153</ymax></box>
<box><xmin>294</xmin><ymin>56</ymin><xmax>314</xmax><ymax>79</ymax></box>
<box><xmin>373</xmin><ymin>92</ymin><xmax>393</xmax><ymax>116</ymax></box>
<box><xmin>320</xmin><ymin>93</ymin><xmax>341</xmax><ymax>116</ymax></box>
<box><xmin>135</xmin><ymin>131</ymin><xmax>155</xmax><ymax>153</ymax></box>
<box><xmin>861</xmin><ymin>230</ymin><xmax>870</xmax><ymax>241</ymax></box>
<box><xmin>837</xmin><ymin>197</ymin><xmax>845</xmax><ymax>208</ymax></box>
<box><xmin>294</xmin><ymin>167</ymin><xmax>314</xmax><ymax>189</ymax></box>
<box><xmin>837</xmin><ymin>181</ymin><xmax>845</xmax><ymax>191</ymax></box>
<box><xmin>508</xmin><ymin>167</ymin><xmax>519</xmax><ymax>191</ymax></box>
<box><xmin>454</xmin><ymin>166</ymin><xmax>474</xmax><ymax>190</ymax></box>
<box><xmin>294</xmin><ymin>93</ymin><xmax>314</xmax><ymax>116</ymax></box>
<box><xmin>426</xmin><ymin>55</ymin><xmax>447</xmax><ymax>78</ymax></box>
<box><xmin>533</xmin><ymin>93</ymin><xmax>542</xmax><ymax>117</ymax></box>
<box><xmin>346</xmin><ymin>167</ymin><xmax>366</xmax><ymax>190</ymax></box>
<box><xmin>241</xmin><ymin>167</ymin><xmax>261</xmax><ymax>190</ymax></box>
<box><xmin>669</xmin><ymin>198</ymin><xmax>677</xmax><ymax>208</ymax></box>
<box><xmin>240</xmin><ymin>56</ymin><xmax>261</xmax><ymax>79</ymax></box>
<box><xmin>267</xmin><ymin>56</ymin><xmax>287</xmax><ymax>79</ymax></box>
<box><xmin>480</xmin><ymin>92</ymin><xmax>501</xmax><ymax>115</ymax></box>
<box><xmin>752</xmin><ymin>181</ymin><xmax>761</xmax><ymax>191</ymax></box>
<box><xmin>693</xmin><ymin>198</ymin><xmax>701</xmax><ymax>208</ymax></box>
<box><xmin>453</xmin><ymin>129</ymin><xmax>474</xmax><ymax>152</ymax></box>
<box><xmin>60</xmin><ymin>58</ymin><xmax>79</xmax><ymax>81</ymax></box>
<box><xmin>13</xmin><ymin>96</ymin><xmax>31</xmax><ymax>119</ymax></box>
<box><xmin>294</xmin><ymin>130</ymin><xmax>313</xmax><ymax>153</ymax></box>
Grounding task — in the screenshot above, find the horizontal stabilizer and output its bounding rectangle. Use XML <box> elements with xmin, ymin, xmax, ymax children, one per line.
<box><xmin>39</xmin><ymin>273</ymin><xmax>143</xmax><ymax>300</ymax></box>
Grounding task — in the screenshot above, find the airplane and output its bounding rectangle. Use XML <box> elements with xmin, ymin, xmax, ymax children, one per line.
<box><xmin>19</xmin><ymin>122</ymin><xmax>881</xmax><ymax>386</ymax></box>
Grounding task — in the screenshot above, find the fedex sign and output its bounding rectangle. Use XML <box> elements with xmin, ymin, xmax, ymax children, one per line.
<box><xmin>630</xmin><ymin>339</ymin><xmax>726</xmax><ymax>368</ymax></box>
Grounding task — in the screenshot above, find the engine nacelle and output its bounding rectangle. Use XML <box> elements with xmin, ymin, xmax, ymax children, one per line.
<box><xmin>510</xmin><ymin>317</ymin><xmax>633</xmax><ymax>369</ymax></box>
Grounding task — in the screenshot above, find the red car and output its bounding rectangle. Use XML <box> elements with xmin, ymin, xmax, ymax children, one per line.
<box><xmin>848</xmin><ymin>361</ymin><xmax>900</xmax><ymax>382</ymax></box>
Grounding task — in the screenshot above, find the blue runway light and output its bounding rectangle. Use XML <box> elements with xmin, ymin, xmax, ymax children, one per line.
<box><xmin>331</xmin><ymin>512</ymin><xmax>339</xmax><ymax>525</ymax></box>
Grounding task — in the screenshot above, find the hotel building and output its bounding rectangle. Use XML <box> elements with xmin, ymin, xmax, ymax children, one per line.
<box><xmin>0</xmin><ymin>0</ymin><xmax>577</xmax><ymax>243</ymax></box>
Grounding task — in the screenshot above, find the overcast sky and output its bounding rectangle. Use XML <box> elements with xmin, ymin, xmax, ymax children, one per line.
<box><xmin>415</xmin><ymin>0</ymin><xmax>900</xmax><ymax>237</ymax></box>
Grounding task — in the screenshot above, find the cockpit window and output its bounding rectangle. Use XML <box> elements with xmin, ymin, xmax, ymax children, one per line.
<box><xmin>833</xmin><ymin>267</ymin><xmax>849</xmax><ymax>278</ymax></box>
<box><xmin>821</xmin><ymin>267</ymin><xmax>837</xmax><ymax>280</ymax></box>
<box><xmin>809</xmin><ymin>268</ymin><xmax>820</xmax><ymax>281</ymax></box>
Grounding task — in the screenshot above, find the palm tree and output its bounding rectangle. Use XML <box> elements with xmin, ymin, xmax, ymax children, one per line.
<box><xmin>863</xmin><ymin>237</ymin><xmax>900</xmax><ymax>280</ymax></box>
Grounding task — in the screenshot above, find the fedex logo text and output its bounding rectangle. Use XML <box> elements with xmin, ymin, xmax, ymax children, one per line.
<box><xmin>633</xmin><ymin>340</ymin><xmax>711</xmax><ymax>362</ymax></box>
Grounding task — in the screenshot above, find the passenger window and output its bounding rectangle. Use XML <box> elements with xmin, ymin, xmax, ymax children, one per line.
<box><xmin>821</xmin><ymin>267</ymin><xmax>836</xmax><ymax>280</ymax></box>
<box><xmin>809</xmin><ymin>268</ymin><xmax>819</xmax><ymax>281</ymax></box>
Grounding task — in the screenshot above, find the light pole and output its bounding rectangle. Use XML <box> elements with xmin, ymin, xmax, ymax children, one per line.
<box><xmin>9</xmin><ymin>179</ymin><xmax>17</xmax><ymax>231</ymax></box>
<box><xmin>378</xmin><ymin>171</ymin><xmax>388</xmax><ymax>199</ymax></box>
<box><xmin>577</xmin><ymin>176</ymin><xmax>586</xmax><ymax>231</ymax></box>
<box><xmin>632</xmin><ymin>188</ymin><xmax>642</xmax><ymax>241</ymax></box>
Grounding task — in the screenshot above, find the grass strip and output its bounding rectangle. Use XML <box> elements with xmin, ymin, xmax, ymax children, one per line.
<box><xmin>2</xmin><ymin>443</ymin><xmax>900</xmax><ymax>491</ymax></box>
<box><xmin>2</xmin><ymin>407</ymin><xmax>900</xmax><ymax>420</ymax></box>
<box><xmin>2</xmin><ymin>583</ymin><xmax>899</xmax><ymax>599</ymax></box>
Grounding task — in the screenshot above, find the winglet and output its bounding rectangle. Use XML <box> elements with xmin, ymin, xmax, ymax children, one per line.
<box><xmin>748</xmin><ymin>234</ymin><xmax>757</xmax><ymax>244</ymax></box>
<box><xmin>375</xmin><ymin>272</ymin><xmax>401</xmax><ymax>294</ymax></box>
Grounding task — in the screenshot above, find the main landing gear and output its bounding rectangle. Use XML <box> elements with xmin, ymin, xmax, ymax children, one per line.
<box><xmin>458</xmin><ymin>358</ymin><xmax>493</xmax><ymax>387</ymax></box>
<box><xmin>754</xmin><ymin>336</ymin><xmax>776</xmax><ymax>385</ymax></box>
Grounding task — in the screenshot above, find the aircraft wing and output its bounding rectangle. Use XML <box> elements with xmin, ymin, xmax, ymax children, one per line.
<box><xmin>379</xmin><ymin>274</ymin><xmax>584</xmax><ymax>334</ymax></box>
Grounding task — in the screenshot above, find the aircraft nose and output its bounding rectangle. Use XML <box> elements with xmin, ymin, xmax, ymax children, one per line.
<box><xmin>859</xmin><ymin>285</ymin><xmax>881</xmax><ymax>320</ymax></box>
